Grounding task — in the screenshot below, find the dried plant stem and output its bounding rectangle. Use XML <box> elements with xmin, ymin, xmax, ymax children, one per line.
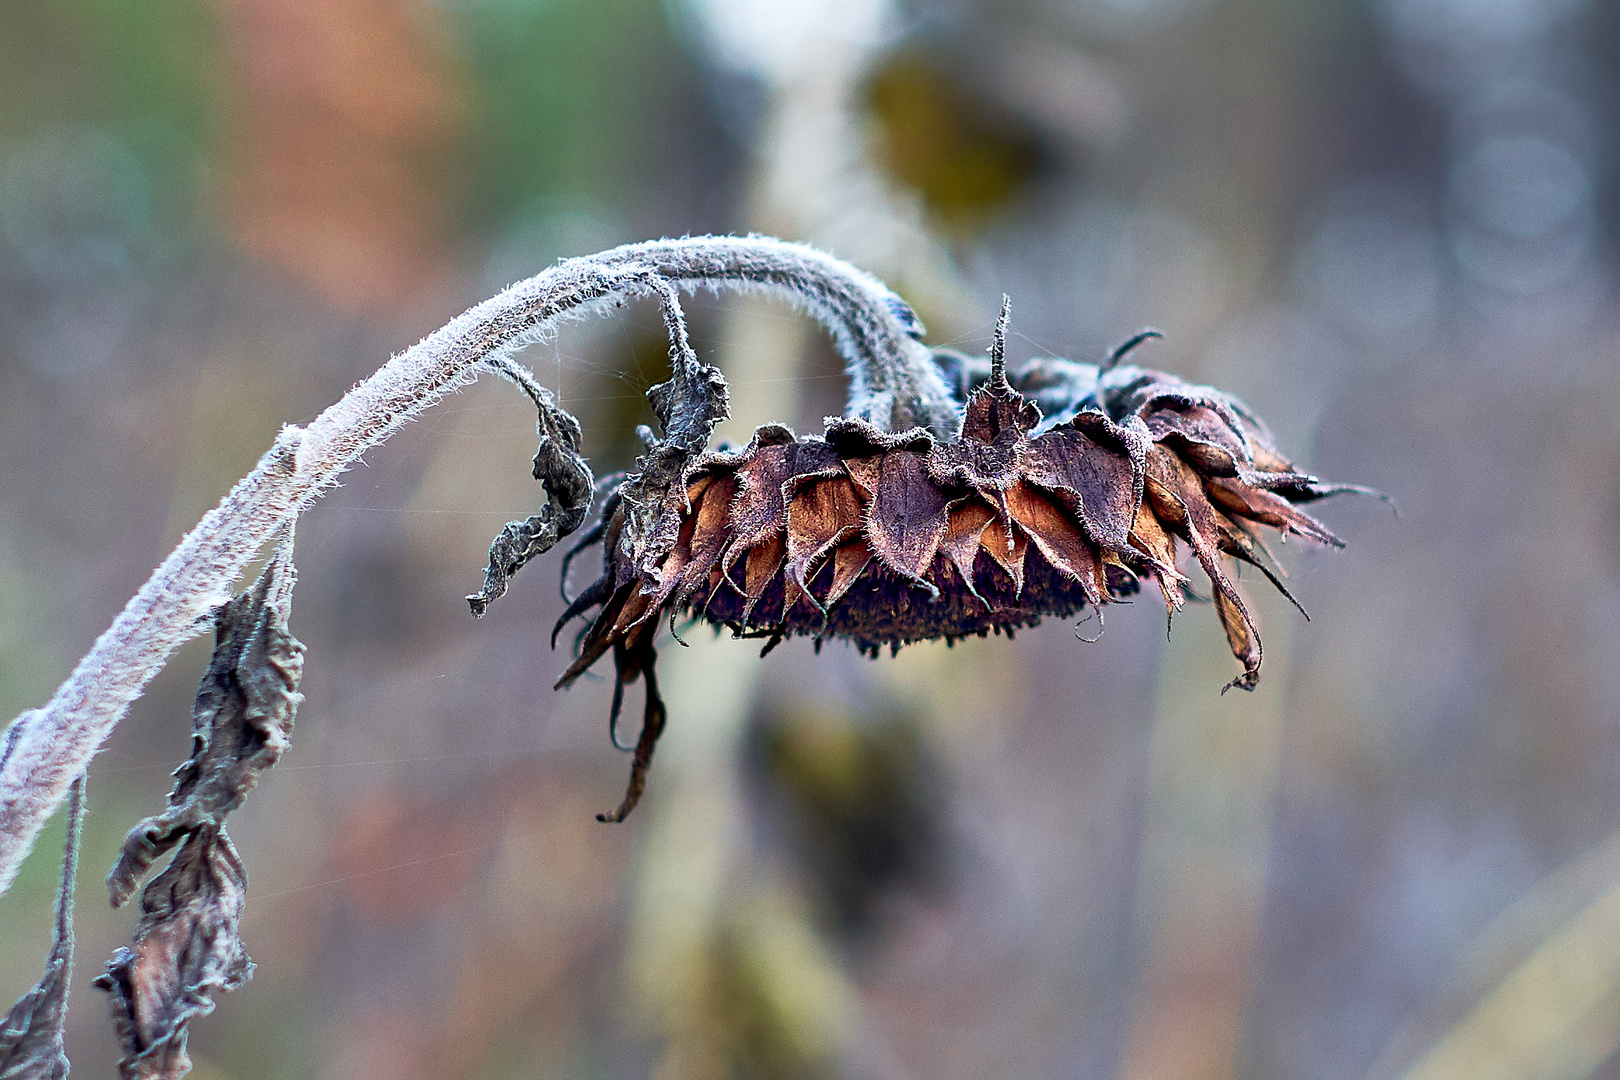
<box><xmin>0</xmin><ymin>776</ymin><xmax>83</xmax><ymax>1076</ymax></box>
<box><xmin>0</xmin><ymin>235</ymin><xmax>949</xmax><ymax>897</ymax></box>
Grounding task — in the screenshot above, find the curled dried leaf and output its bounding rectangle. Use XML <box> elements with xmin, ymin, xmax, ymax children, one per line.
<box><xmin>98</xmin><ymin>542</ymin><xmax>302</xmax><ymax>1080</ymax></box>
<box><xmin>95</xmin><ymin>828</ymin><xmax>251</xmax><ymax>1080</ymax></box>
<box><xmin>107</xmin><ymin>543</ymin><xmax>304</xmax><ymax>907</ymax></box>
<box><xmin>467</xmin><ymin>360</ymin><xmax>595</xmax><ymax>617</ymax></box>
<box><xmin>470</xmin><ymin>277</ymin><xmax>729</xmax><ymax>627</ymax></box>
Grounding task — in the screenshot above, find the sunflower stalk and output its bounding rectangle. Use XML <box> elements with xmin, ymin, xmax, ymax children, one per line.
<box><xmin>0</xmin><ymin>235</ymin><xmax>1364</xmax><ymax>1079</ymax></box>
<box><xmin>0</xmin><ymin>235</ymin><xmax>947</xmax><ymax>898</ymax></box>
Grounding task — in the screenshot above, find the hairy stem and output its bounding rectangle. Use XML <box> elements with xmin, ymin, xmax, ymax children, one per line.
<box><xmin>0</xmin><ymin>235</ymin><xmax>952</xmax><ymax>896</ymax></box>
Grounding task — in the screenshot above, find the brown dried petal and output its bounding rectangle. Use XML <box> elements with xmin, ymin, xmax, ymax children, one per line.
<box><xmin>674</xmin><ymin>471</ymin><xmax>739</xmax><ymax>609</ymax></box>
<box><xmin>636</xmin><ymin>469</ymin><xmax>725</xmax><ymax>620</ymax></box>
<box><xmin>978</xmin><ymin>512</ymin><xmax>1028</xmax><ymax>597</ymax></box>
<box><xmin>1004</xmin><ymin>481</ymin><xmax>1104</xmax><ymax>605</ymax></box>
<box><xmin>610</xmin><ymin>586</ymin><xmax>658</xmax><ymax>637</ymax></box>
<box><xmin>1128</xmin><ymin>506</ymin><xmax>1186</xmax><ymax>616</ymax></box>
<box><xmin>785</xmin><ymin>438</ymin><xmax>846</xmax><ymax>480</ymax></box>
<box><xmin>841</xmin><ymin>454</ymin><xmax>879</xmax><ymax>498</ymax></box>
<box><xmin>96</xmin><ymin>827</ymin><xmax>252</xmax><ymax>1080</ymax></box>
<box><xmin>742</xmin><ymin>533</ymin><xmax>787</xmax><ymax>624</ymax></box>
<box><xmin>823</xmin><ymin>417</ymin><xmax>934</xmax><ymax>459</ymax></box>
<box><xmin>861</xmin><ymin>451</ymin><xmax>950</xmax><ymax>590</ymax></box>
<box><xmin>1146</xmin><ymin>447</ymin><xmax>1263</xmax><ymax>690</ymax></box>
<box><xmin>825</xmin><ymin>538</ymin><xmax>875</xmax><ymax>608</ymax></box>
<box><xmin>1022</xmin><ymin>423</ymin><xmax>1141</xmax><ymax>554</ymax></box>
<box><xmin>1128</xmin><ymin>502</ymin><xmax>1177</xmax><ymax>569</ymax></box>
<box><xmin>785</xmin><ymin>475</ymin><xmax>865</xmax><ymax>600</ymax></box>
<box><xmin>723</xmin><ymin>439</ymin><xmax>794</xmax><ymax>554</ymax></box>
<box><xmin>1122</xmin><ymin>374</ymin><xmax>1250</xmax><ymax>440</ymax></box>
<box><xmin>681</xmin><ymin>473</ymin><xmax>716</xmax><ymax>523</ymax></box>
<box><xmin>1125</xmin><ymin>378</ymin><xmax>1324</xmax><ymax>491</ymax></box>
<box><xmin>717</xmin><ymin>431</ymin><xmax>842</xmax><ymax>581</ymax></box>
<box><xmin>1213</xmin><ymin>586</ymin><xmax>1261</xmax><ymax>687</ymax></box>
<box><xmin>639</xmin><ymin>482</ymin><xmax>706</xmax><ymax>612</ymax></box>
<box><xmin>941</xmin><ymin>500</ymin><xmax>996</xmax><ymax>606</ymax></box>
<box><xmin>1213</xmin><ymin>519</ymin><xmax>1313</xmax><ymax>621</ymax></box>
<box><xmin>958</xmin><ymin>384</ymin><xmax>1041</xmax><ymax>445</ymax></box>
<box><xmin>1205</xmin><ymin>476</ymin><xmax>1343</xmax><ymax>547</ymax></box>
<box><xmin>1142</xmin><ymin>402</ymin><xmax>1254</xmax><ymax>476</ymax></box>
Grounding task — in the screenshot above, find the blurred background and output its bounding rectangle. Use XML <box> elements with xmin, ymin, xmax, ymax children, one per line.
<box><xmin>3</xmin><ymin>0</ymin><xmax>1620</xmax><ymax>1077</ymax></box>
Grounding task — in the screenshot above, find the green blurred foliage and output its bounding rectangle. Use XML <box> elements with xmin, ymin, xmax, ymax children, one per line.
<box><xmin>0</xmin><ymin>0</ymin><xmax>218</xmax><ymax>263</ymax></box>
<box><xmin>453</xmin><ymin>0</ymin><xmax>689</xmax><ymax>233</ymax></box>
<box><xmin>750</xmin><ymin>705</ymin><xmax>948</xmax><ymax>946</ymax></box>
<box><xmin>0</xmin><ymin>0</ymin><xmax>217</xmax><ymax>141</ymax></box>
<box><xmin>864</xmin><ymin>52</ymin><xmax>1044</xmax><ymax>234</ymax></box>
<box><xmin>699</xmin><ymin>921</ymin><xmax>843</xmax><ymax>1080</ymax></box>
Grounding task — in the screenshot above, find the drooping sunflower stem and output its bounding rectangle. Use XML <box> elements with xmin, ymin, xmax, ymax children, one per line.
<box><xmin>646</xmin><ymin>274</ymin><xmax>700</xmax><ymax>377</ymax></box>
<box><xmin>0</xmin><ymin>236</ymin><xmax>951</xmax><ymax>896</ymax></box>
<box><xmin>0</xmin><ymin>232</ymin><xmax>1376</xmax><ymax>1080</ymax></box>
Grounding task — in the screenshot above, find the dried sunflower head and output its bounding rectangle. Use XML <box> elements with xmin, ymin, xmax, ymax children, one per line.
<box><xmin>543</xmin><ymin>299</ymin><xmax>1373</xmax><ymax>821</ymax></box>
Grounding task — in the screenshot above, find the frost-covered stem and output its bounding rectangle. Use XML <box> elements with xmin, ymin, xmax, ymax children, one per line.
<box><xmin>0</xmin><ymin>235</ymin><xmax>952</xmax><ymax>897</ymax></box>
<box><xmin>599</xmin><ymin>236</ymin><xmax>954</xmax><ymax>432</ymax></box>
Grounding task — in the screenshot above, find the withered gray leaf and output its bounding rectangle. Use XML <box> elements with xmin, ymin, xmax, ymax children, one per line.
<box><xmin>106</xmin><ymin>545</ymin><xmax>303</xmax><ymax>907</ymax></box>
<box><xmin>468</xmin><ymin>375</ymin><xmax>595</xmax><ymax>616</ymax></box>
<box><xmin>610</xmin><ymin>335</ymin><xmax>733</xmax><ymax>586</ymax></box>
<box><xmin>646</xmin><ymin>355</ymin><xmax>729</xmax><ymax>451</ymax></box>
<box><xmin>98</xmin><ymin>544</ymin><xmax>301</xmax><ymax>1080</ymax></box>
<box><xmin>95</xmin><ymin>828</ymin><xmax>251</xmax><ymax>1080</ymax></box>
<box><xmin>641</xmin><ymin>270</ymin><xmax>730</xmax><ymax>453</ymax></box>
<box><xmin>0</xmin><ymin>779</ymin><xmax>84</xmax><ymax>1080</ymax></box>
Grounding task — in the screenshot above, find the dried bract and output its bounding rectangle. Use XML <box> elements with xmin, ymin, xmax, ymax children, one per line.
<box><xmin>467</xmin><ymin>359</ymin><xmax>595</xmax><ymax>617</ymax></box>
<box><xmin>97</xmin><ymin>542</ymin><xmax>303</xmax><ymax>1080</ymax></box>
<box><xmin>553</xmin><ymin>302</ymin><xmax>1368</xmax><ymax>817</ymax></box>
<box><xmin>474</xmin><ymin>276</ymin><xmax>731</xmax><ymax>822</ymax></box>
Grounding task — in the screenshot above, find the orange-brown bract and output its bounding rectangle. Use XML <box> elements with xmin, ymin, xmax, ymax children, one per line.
<box><xmin>556</xmin><ymin>354</ymin><xmax>1366</xmax><ymax>822</ymax></box>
